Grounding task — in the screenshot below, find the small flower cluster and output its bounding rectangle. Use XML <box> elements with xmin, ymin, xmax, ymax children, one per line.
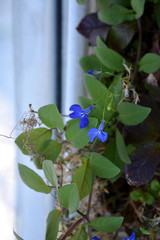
<box><xmin>69</xmin><ymin>104</ymin><xmax>107</xmax><ymax>143</ymax></box>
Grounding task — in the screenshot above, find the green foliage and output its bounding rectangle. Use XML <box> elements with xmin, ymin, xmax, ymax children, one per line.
<box><xmin>70</xmin><ymin>225</ymin><xmax>88</xmax><ymax>240</ymax></box>
<box><xmin>96</xmin><ymin>36</ymin><xmax>107</xmax><ymax>48</ymax></box>
<box><xmin>58</xmin><ymin>183</ymin><xmax>79</xmax><ymax>214</ymax></box>
<box><xmin>42</xmin><ymin>160</ymin><xmax>58</xmax><ymax>189</ymax></box>
<box><xmin>107</xmin><ymin>21</ymin><xmax>137</xmax><ymax>51</ymax></box>
<box><xmin>76</xmin><ymin>0</ymin><xmax>88</xmax><ymax>4</ymax></box>
<box><xmin>94</xmin><ymin>46</ymin><xmax>124</xmax><ymax>71</ymax></box>
<box><xmin>131</xmin><ymin>0</ymin><xmax>145</xmax><ymax>18</ymax></box>
<box><xmin>130</xmin><ymin>189</ymin><xmax>144</xmax><ymax>201</ymax></box>
<box><xmin>13</xmin><ymin>0</ymin><xmax>159</xmax><ymax>237</ymax></box>
<box><xmin>38</xmin><ymin>104</ymin><xmax>64</xmax><ymax>131</ymax></box>
<box><xmin>65</xmin><ymin>118</ymin><xmax>98</xmax><ymax>148</ymax></box>
<box><xmin>116</xmin><ymin>128</ymin><xmax>131</xmax><ymax>163</ymax></box>
<box><xmin>110</xmin><ymin>76</ymin><xmax>123</xmax><ymax>107</ymax></box>
<box><xmin>89</xmin><ymin>216</ymin><xmax>124</xmax><ymax>232</ymax></box>
<box><xmin>98</xmin><ymin>4</ymin><xmax>134</xmax><ymax>25</ymax></box>
<box><xmin>72</xmin><ymin>161</ymin><xmax>93</xmax><ymax>200</ymax></box>
<box><xmin>15</xmin><ymin>127</ymin><xmax>52</xmax><ymax>155</ymax></box>
<box><xmin>18</xmin><ymin>164</ymin><xmax>51</xmax><ymax>194</ymax></box>
<box><xmin>40</xmin><ymin>140</ymin><xmax>62</xmax><ymax>163</ymax></box>
<box><xmin>130</xmin><ymin>179</ymin><xmax>160</xmax><ymax>205</ymax></box>
<box><xmin>117</xmin><ymin>102</ymin><xmax>151</xmax><ymax>125</ymax></box>
<box><xmin>154</xmin><ymin>2</ymin><xmax>160</xmax><ymax>28</ymax></box>
<box><xmin>84</xmin><ymin>74</ymin><xmax>108</xmax><ymax>105</ymax></box>
<box><xmin>138</xmin><ymin>53</ymin><xmax>160</xmax><ymax>74</ymax></box>
<box><xmin>45</xmin><ymin>209</ymin><xmax>61</xmax><ymax>240</ymax></box>
<box><xmin>139</xmin><ymin>227</ymin><xmax>151</xmax><ymax>235</ymax></box>
<box><xmin>96</xmin><ymin>0</ymin><xmax>112</xmax><ymax>9</ymax></box>
<box><xmin>80</xmin><ymin>55</ymin><xmax>109</xmax><ymax>72</ymax></box>
<box><xmin>87</xmin><ymin>152</ymin><xmax>120</xmax><ymax>178</ymax></box>
<box><xmin>150</xmin><ymin>179</ymin><xmax>160</xmax><ymax>191</ymax></box>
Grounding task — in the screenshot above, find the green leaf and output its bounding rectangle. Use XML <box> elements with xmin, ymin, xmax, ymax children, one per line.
<box><xmin>144</xmin><ymin>192</ymin><xmax>155</xmax><ymax>205</ymax></box>
<box><xmin>131</xmin><ymin>0</ymin><xmax>145</xmax><ymax>18</ymax></box>
<box><xmin>150</xmin><ymin>179</ymin><xmax>160</xmax><ymax>191</ymax></box>
<box><xmin>107</xmin><ymin>21</ymin><xmax>137</xmax><ymax>51</ymax></box>
<box><xmin>117</xmin><ymin>102</ymin><xmax>151</xmax><ymax>125</ymax></box>
<box><xmin>42</xmin><ymin>160</ymin><xmax>58</xmax><ymax>188</ymax></box>
<box><xmin>103</xmin><ymin>140</ymin><xmax>125</xmax><ymax>181</ymax></box>
<box><xmin>98</xmin><ymin>4</ymin><xmax>134</xmax><ymax>25</ymax></box>
<box><xmin>70</xmin><ymin>225</ymin><xmax>88</xmax><ymax>240</ymax></box>
<box><xmin>45</xmin><ymin>209</ymin><xmax>61</xmax><ymax>240</ymax></box>
<box><xmin>155</xmin><ymin>2</ymin><xmax>160</xmax><ymax>28</ymax></box>
<box><xmin>38</xmin><ymin>104</ymin><xmax>64</xmax><ymax>131</ymax></box>
<box><xmin>76</xmin><ymin>0</ymin><xmax>88</xmax><ymax>4</ymax></box>
<box><xmin>139</xmin><ymin>227</ymin><xmax>151</xmax><ymax>235</ymax></box>
<box><xmin>87</xmin><ymin>152</ymin><xmax>120</xmax><ymax>178</ymax></box>
<box><xmin>84</xmin><ymin>74</ymin><xmax>116</xmax><ymax>121</ymax></box>
<box><xmin>116</xmin><ymin>128</ymin><xmax>131</xmax><ymax>163</ymax></box>
<box><xmin>40</xmin><ymin>140</ymin><xmax>62</xmax><ymax>163</ymax></box>
<box><xmin>110</xmin><ymin>76</ymin><xmax>123</xmax><ymax>107</ymax></box>
<box><xmin>13</xmin><ymin>230</ymin><xmax>23</xmax><ymax>240</ymax></box>
<box><xmin>15</xmin><ymin>128</ymin><xmax>52</xmax><ymax>155</ymax></box>
<box><xmin>80</xmin><ymin>55</ymin><xmax>110</xmax><ymax>72</ymax></box>
<box><xmin>78</xmin><ymin>96</ymin><xmax>109</xmax><ymax>121</ymax></box>
<box><xmin>72</xmin><ymin>162</ymin><xmax>93</xmax><ymax>200</ymax></box>
<box><xmin>18</xmin><ymin>163</ymin><xmax>51</xmax><ymax>194</ymax></box>
<box><xmin>96</xmin><ymin>0</ymin><xmax>112</xmax><ymax>9</ymax></box>
<box><xmin>58</xmin><ymin>183</ymin><xmax>79</xmax><ymax>214</ymax></box>
<box><xmin>113</xmin><ymin>0</ymin><xmax>131</xmax><ymax>7</ymax></box>
<box><xmin>96</xmin><ymin>36</ymin><xmax>107</xmax><ymax>48</ymax></box>
<box><xmin>130</xmin><ymin>190</ymin><xmax>144</xmax><ymax>201</ymax></box>
<box><xmin>89</xmin><ymin>216</ymin><xmax>124</xmax><ymax>232</ymax></box>
<box><xmin>94</xmin><ymin>47</ymin><xmax>124</xmax><ymax>71</ymax></box>
<box><xmin>65</xmin><ymin>118</ymin><xmax>98</xmax><ymax>149</ymax></box>
<box><xmin>138</xmin><ymin>53</ymin><xmax>160</xmax><ymax>74</ymax></box>
<box><xmin>84</xmin><ymin>74</ymin><xmax>109</xmax><ymax>106</ymax></box>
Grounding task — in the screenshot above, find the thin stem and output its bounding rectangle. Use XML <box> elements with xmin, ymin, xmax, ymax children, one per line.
<box><xmin>131</xmin><ymin>18</ymin><xmax>142</xmax><ymax>83</ymax></box>
<box><xmin>59</xmin><ymin>218</ymin><xmax>85</xmax><ymax>240</ymax></box>
<box><xmin>0</xmin><ymin>134</ymin><xmax>15</xmax><ymax>140</ymax></box>
<box><xmin>77</xmin><ymin>210</ymin><xmax>90</xmax><ymax>222</ymax></box>
<box><xmin>87</xmin><ymin>188</ymin><xmax>93</xmax><ymax>218</ymax></box>
<box><xmin>152</xmin><ymin>229</ymin><xmax>155</xmax><ymax>240</ymax></box>
<box><xmin>86</xmin><ymin>188</ymin><xmax>93</xmax><ymax>240</ymax></box>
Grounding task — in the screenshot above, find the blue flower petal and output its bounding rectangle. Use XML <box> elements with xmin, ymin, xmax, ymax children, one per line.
<box><xmin>123</xmin><ymin>232</ymin><xmax>136</xmax><ymax>240</ymax></box>
<box><xmin>97</xmin><ymin>131</ymin><xmax>108</xmax><ymax>142</ymax></box>
<box><xmin>83</xmin><ymin>105</ymin><xmax>95</xmax><ymax>115</ymax></box>
<box><xmin>69</xmin><ymin>104</ymin><xmax>83</xmax><ymax>112</ymax></box>
<box><xmin>87</xmin><ymin>128</ymin><xmax>98</xmax><ymax>136</ymax></box>
<box><xmin>88</xmin><ymin>70</ymin><xmax>102</xmax><ymax>75</ymax></box>
<box><xmin>130</xmin><ymin>233</ymin><xmax>136</xmax><ymax>240</ymax></box>
<box><xmin>69</xmin><ymin>111</ymin><xmax>82</xmax><ymax>119</ymax></box>
<box><xmin>98</xmin><ymin>121</ymin><xmax>105</xmax><ymax>131</ymax></box>
<box><xmin>89</xmin><ymin>134</ymin><xmax>97</xmax><ymax>142</ymax></box>
<box><xmin>80</xmin><ymin>116</ymin><xmax>89</xmax><ymax>129</ymax></box>
<box><xmin>92</xmin><ymin>237</ymin><xmax>100</xmax><ymax>240</ymax></box>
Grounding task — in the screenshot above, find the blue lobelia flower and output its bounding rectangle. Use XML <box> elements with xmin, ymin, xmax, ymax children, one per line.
<box><xmin>92</xmin><ymin>237</ymin><xmax>100</xmax><ymax>240</ymax></box>
<box><xmin>69</xmin><ymin>104</ymin><xmax>95</xmax><ymax>129</ymax></box>
<box><xmin>123</xmin><ymin>232</ymin><xmax>136</xmax><ymax>240</ymax></box>
<box><xmin>87</xmin><ymin>120</ymin><xmax>108</xmax><ymax>142</ymax></box>
<box><xmin>88</xmin><ymin>70</ymin><xmax>102</xmax><ymax>75</ymax></box>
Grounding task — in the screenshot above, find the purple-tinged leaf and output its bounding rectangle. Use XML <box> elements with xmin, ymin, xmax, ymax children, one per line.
<box><xmin>125</xmin><ymin>143</ymin><xmax>160</xmax><ymax>186</ymax></box>
<box><xmin>76</xmin><ymin>13</ymin><xmax>110</xmax><ymax>46</ymax></box>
